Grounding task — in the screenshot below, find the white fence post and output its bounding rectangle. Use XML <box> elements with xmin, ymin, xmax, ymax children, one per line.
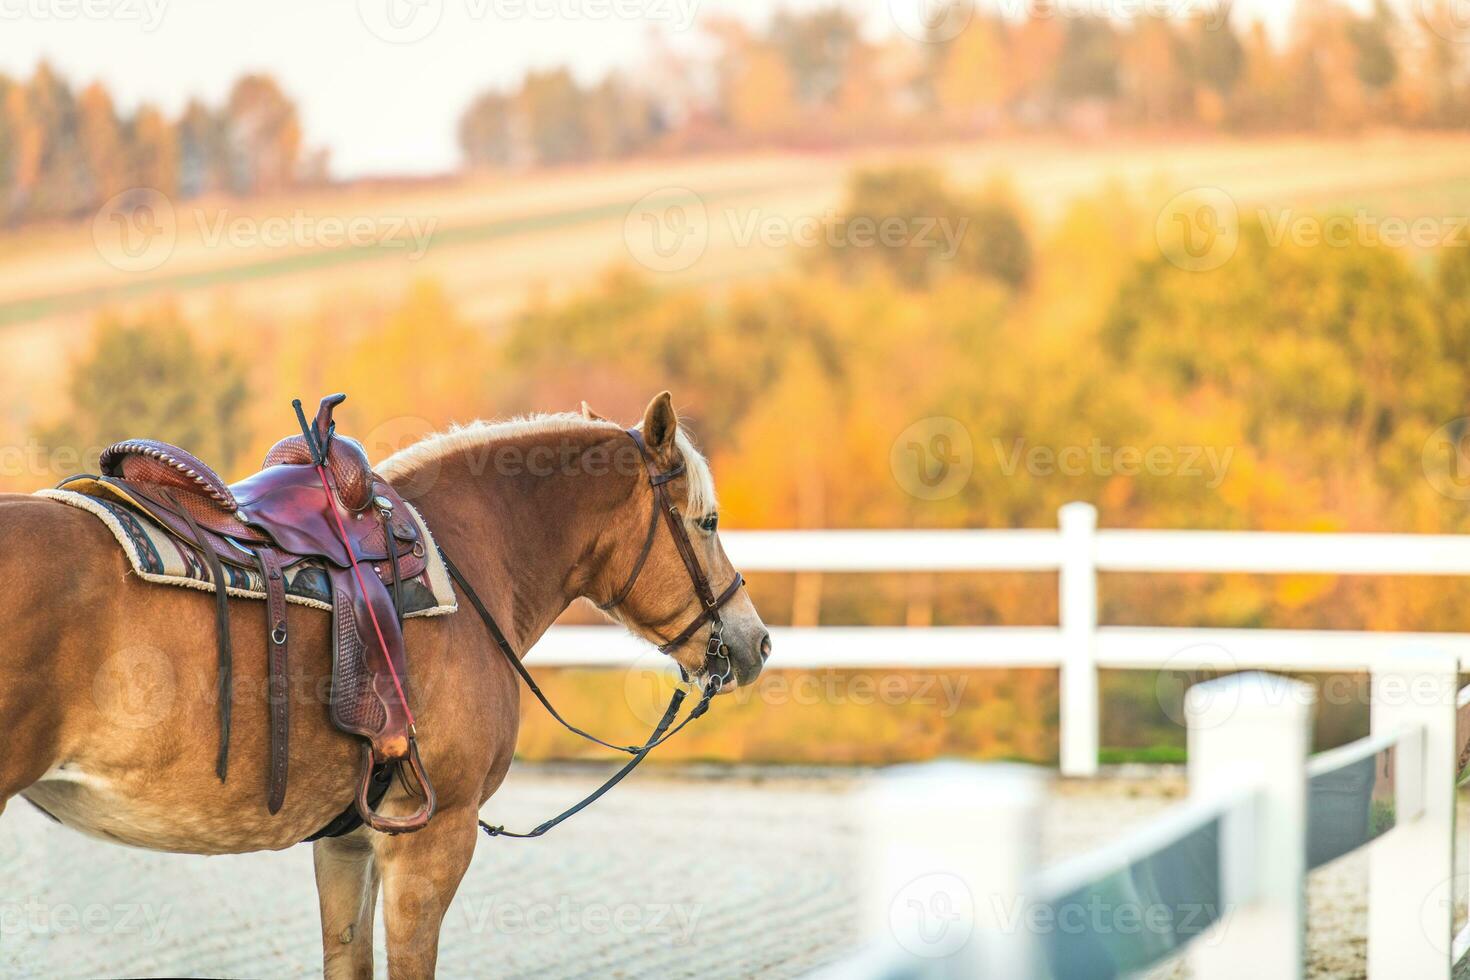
<box><xmin>1368</xmin><ymin>648</ymin><xmax>1458</xmax><ymax>978</ymax></box>
<box><xmin>1059</xmin><ymin>502</ymin><xmax>1099</xmax><ymax>777</ymax></box>
<box><xmin>864</xmin><ymin>763</ymin><xmax>1047</xmax><ymax>977</ymax></box>
<box><xmin>1187</xmin><ymin>671</ymin><xmax>1313</xmax><ymax>980</ymax></box>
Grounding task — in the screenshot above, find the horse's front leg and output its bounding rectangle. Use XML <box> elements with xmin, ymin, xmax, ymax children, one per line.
<box><xmin>314</xmin><ymin>831</ymin><xmax>381</xmax><ymax>980</ymax></box>
<box><xmin>375</xmin><ymin>806</ymin><xmax>478</xmax><ymax>979</ymax></box>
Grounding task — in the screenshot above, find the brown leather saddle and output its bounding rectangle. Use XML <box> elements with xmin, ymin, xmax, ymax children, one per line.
<box><xmin>95</xmin><ymin>394</ymin><xmax>435</xmax><ymax>834</ymax></box>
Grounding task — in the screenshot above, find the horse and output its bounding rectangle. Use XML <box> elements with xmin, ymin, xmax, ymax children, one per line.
<box><xmin>0</xmin><ymin>391</ymin><xmax>770</xmax><ymax>978</ymax></box>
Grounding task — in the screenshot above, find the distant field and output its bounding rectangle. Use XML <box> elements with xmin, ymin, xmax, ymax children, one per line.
<box><xmin>3</xmin><ymin>131</ymin><xmax>1470</xmax><ymax>461</ymax></box>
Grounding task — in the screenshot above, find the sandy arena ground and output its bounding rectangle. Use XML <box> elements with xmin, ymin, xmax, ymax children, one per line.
<box><xmin>0</xmin><ymin>764</ymin><xmax>1458</xmax><ymax>978</ymax></box>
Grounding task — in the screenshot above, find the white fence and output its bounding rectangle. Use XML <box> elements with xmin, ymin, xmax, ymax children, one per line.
<box><xmin>829</xmin><ymin>653</ymin><xmax>1469</xmax><ymax>978</ymax></box>
<box><xmin>534</xmin><ymin>502</ymin><xmax>1470</xmax><ymax>775</ymax></box>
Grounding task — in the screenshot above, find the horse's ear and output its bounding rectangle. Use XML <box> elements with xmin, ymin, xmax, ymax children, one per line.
<box><xmin>580</xmin><ymin>400</ymin><xmax>608</xmax><ymax>422</ymax></box>
<box><xmin>641</xmin><ymin>391</ymin><xmax>678</xmax><ymax>456</ymax></box>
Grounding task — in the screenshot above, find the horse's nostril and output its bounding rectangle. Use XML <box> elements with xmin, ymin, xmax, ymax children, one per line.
<box><xmin>759</xmin><ymin>633</ymin><xmax>772</xmax><ymax>661</ymax></box>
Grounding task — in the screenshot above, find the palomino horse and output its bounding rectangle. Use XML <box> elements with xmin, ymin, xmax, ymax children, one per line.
<box><xmin>0</xmin><ymin>392</ymin><xmax>769</xmax><ymax>978</ymax></box>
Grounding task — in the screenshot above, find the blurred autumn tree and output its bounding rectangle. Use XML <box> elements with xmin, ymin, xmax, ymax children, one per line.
<box><xmin>811</xmin><ymin>167</ymin><xmax>1032</xmax><ymax>290</ymax></box>
<box><xmin>0</xmin><ymin>64</ymin><xmax>321</xmax><ymax>225</ymax></box>
<box><xmin>37</xmin><ymin>312</ymin><xmax>251</xmax><ymax>472</ymax></box>
<box><xmin>454</xmin><ymin>0</ymin><xmax>1470</xmax><ymax>168</ymax></box>
<box><xmin>459</xmin><ymin>67</ymin><xmax>664</xmax><ymax>169</ymax></box>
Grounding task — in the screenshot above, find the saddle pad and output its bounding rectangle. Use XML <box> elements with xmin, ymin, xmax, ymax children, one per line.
<box><xmin>38</xmin><ymin>486</ymin><xmax>458</xmax><ymax>619</ymax></box>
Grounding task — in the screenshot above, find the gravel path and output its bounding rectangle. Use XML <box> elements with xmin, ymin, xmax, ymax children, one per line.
<box><xmin>0</xmin><ymin>765</ymin><xmax>1455</xmax><ymax>978</ymax></box>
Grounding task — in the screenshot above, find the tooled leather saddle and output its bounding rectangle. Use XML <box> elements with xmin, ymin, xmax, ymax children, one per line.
<box><xmin>92</xmin><ymin>394</ymin><xmax>435</xmax><ymax>834</ymax></box>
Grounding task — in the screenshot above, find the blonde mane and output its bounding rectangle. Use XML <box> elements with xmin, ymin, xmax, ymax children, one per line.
<box><xmin>378</xmin><ymin>412</ymin><xmax>718</xmax><ymax>516</ymax></box>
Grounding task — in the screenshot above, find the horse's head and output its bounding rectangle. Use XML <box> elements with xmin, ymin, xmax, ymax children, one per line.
<box><xmin>587</xmin><ymin>392</ymin><xmax>770</xmax><ymax>692</ymax></box>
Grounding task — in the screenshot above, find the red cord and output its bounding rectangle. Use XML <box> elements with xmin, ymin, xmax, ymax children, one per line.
<box><xmin>314</xmin><ymin>463</ymin><xmax>416</xmax><ymax>728</ymax></box>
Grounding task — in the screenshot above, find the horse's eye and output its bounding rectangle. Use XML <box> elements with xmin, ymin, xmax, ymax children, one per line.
<box><xmin>699</xmin><ymin>513</ymin><xmax>719</xmax><ymax>532</ymax></box>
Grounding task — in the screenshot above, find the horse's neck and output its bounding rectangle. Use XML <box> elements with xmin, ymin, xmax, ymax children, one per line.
<box><xmin>396</xmin><ymin>431</ymin><xmax>627</xmax><ymax>655</ymax></box>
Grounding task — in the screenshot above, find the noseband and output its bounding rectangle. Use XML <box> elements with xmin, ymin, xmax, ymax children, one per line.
<box><xmin>598</xmin><ymin>428</ymin><xmax>745</xmax><ymax>676</ymax></box>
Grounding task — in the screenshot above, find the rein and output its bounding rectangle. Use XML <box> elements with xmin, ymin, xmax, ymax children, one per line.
<box><xmin>443</xmin><ymin>427</ymin><xmax>744</xmax><ymax>840</ymax></box>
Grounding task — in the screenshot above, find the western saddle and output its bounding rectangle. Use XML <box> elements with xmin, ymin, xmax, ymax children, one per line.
<box><xmin>95</xmin><ymin>394</ymin><xmax>435</xmax><ymax>834</ymax></box>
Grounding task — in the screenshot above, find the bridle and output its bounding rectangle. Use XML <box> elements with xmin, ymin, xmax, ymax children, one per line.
<box><xmin>598</xmin><ymin>428</ymin><xmax>745</xmax><ymax>679</ymax></box>
<box><xmin>442</xmin><ymin>426</ymin><xmax>748</xmax><ymax>840</ymax></box>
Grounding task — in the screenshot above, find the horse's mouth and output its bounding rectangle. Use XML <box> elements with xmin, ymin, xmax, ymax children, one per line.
<box><xmin>695</xmin><ymin>651</ymin><xmax>761</xmax><ymax>695</ymax></box>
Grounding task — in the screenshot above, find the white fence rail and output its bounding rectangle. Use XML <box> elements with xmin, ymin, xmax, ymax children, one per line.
<box><xmin>535</xmin><ymin>502</ymin><xmax>1470</xmax><ymax>775</ymax></box>
<box><xmin>827</xmin><ymin>652</ymin><xmax>1465</xmax><ymax>979</ymax></box>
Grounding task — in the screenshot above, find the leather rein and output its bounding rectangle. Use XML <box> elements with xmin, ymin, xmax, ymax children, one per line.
<box><xmin>442</xmin><ymin>427</ymin><xmax>744</xmax><ymax>840</ymax></box>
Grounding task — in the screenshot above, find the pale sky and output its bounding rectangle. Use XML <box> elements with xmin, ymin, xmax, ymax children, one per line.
<box><xmin>0</xmin><ymin>0</ymin><xmax>1353</xmax><ymax>178</ymax></box>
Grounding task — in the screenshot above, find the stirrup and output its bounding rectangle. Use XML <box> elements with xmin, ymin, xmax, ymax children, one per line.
<box><xmin>354</xmin><ymin>739</ymin><xmax>436</xmax><ymax>835</ymax></box>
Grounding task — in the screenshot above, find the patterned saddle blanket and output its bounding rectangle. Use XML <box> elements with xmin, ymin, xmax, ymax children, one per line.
<box><xmin>38</xmin><ymin>482</ymin><xmax>457</xmax><ymax>619</ymax></box>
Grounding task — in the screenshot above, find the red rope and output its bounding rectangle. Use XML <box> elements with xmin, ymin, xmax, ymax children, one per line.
<box><xmin>314</xmin><ymin>463</ymin><xmax>416</xmax><ymax>728</ymax></box>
